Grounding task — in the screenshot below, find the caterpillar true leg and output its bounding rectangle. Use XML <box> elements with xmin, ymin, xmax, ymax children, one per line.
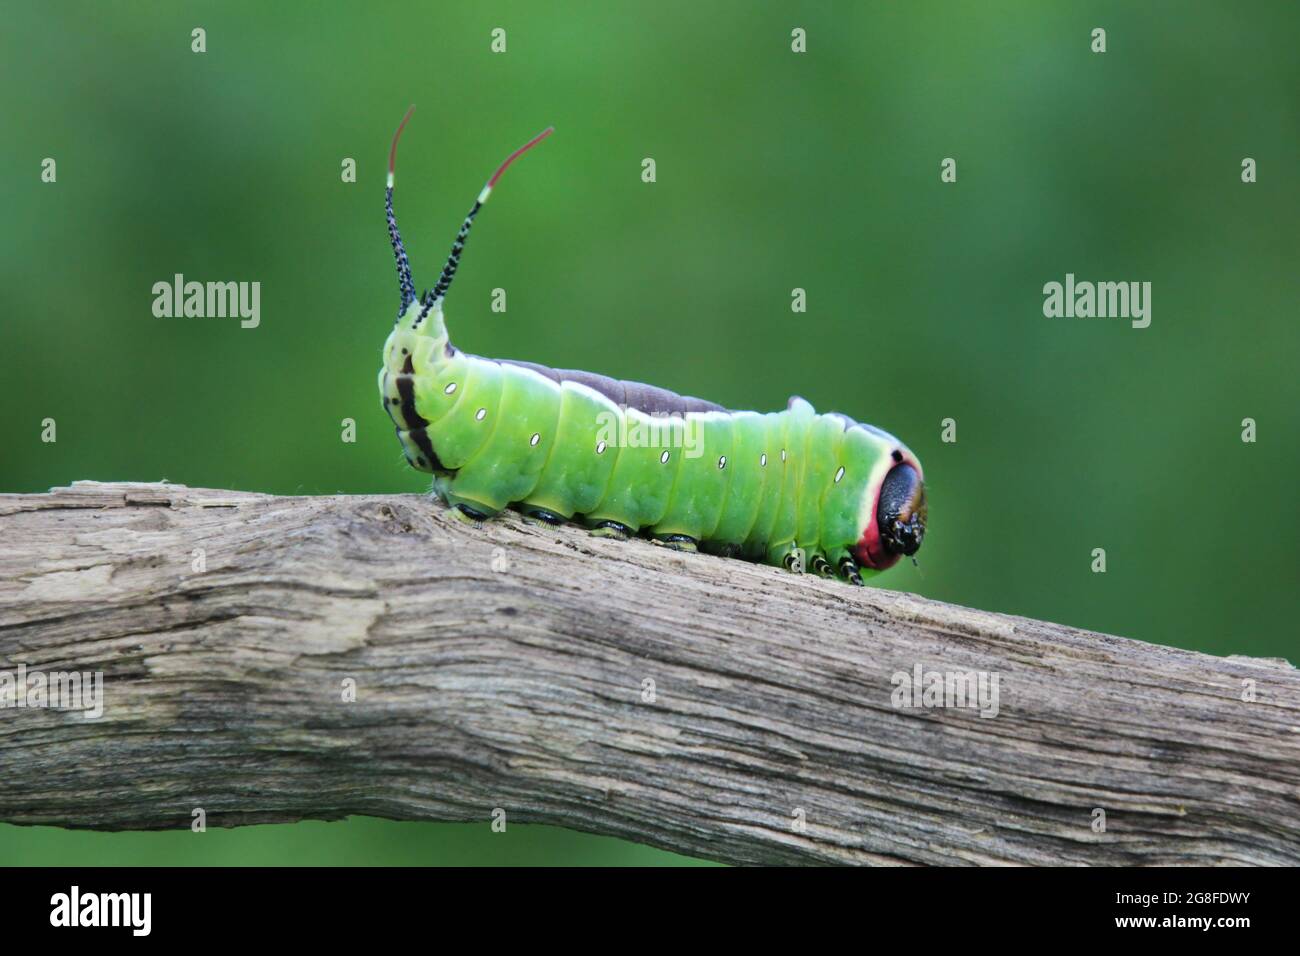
<box><xmin>826</xmin><ymin>548</ymin><xmax>859</xmax><ymax>583</ymax></box>
<box><xmin>838</xmin><ymin>557</ymin><xmax>864</xmax><ymax>586</ymax></box>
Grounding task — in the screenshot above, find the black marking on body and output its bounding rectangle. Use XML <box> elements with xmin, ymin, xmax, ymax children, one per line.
<box><xmin>394</xmin><ymin>355</ymin><xmax>445</xmax><ymax>471</ymax></box>
<box><xmin>409</xmin><ymin>428</ymin><xmax>442</xmax><ymax>472</ymax></box>
<box><xmin>395</xmin><ymin>356</ymin><xmax>427</xmax><ymax>427</ymax></box>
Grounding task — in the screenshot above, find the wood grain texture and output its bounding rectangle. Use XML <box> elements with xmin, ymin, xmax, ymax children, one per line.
<box><xmin>0</xmin><ymin>481</ymin><xmax>1296</xmax><ymax>865</ymax></box>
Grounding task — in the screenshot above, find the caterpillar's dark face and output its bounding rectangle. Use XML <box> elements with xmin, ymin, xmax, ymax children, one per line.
<box><xmin>856</xmin><ymin>462</ymin><xmax>927</xmax><ymax>571</ymax></box>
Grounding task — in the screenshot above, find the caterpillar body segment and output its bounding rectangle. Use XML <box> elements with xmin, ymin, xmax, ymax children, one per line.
<box><xmin>378</xmin><ymin>115</ymin><xmax>927</xmax><ymax>583</ymax></box>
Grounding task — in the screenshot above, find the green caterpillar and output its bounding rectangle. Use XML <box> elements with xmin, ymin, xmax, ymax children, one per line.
<box><xmin>378</xmin><ymin>108</ymin><xmax>926</xmax><ymax>584</ymax></box>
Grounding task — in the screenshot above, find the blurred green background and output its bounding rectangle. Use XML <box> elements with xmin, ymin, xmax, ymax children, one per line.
<box><xmin>1</xmin><ymin>1</ymin><xmax>1296</xmax><ymax>865</ymax></box>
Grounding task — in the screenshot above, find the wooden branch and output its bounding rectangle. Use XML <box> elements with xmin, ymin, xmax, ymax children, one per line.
<box><xmin>0</xmin><ymin>481</ymin><xmax>1296</xmax><ymax>865</ymax></box>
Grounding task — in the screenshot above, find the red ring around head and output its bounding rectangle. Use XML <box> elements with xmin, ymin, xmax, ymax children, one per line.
<box><xmin>855</xmin><ymin>511</ymin><xmax>900</xmax><ymax>571</ymax></box>
<box><xmin>854</xmin><ymin>451</ymin><xmax>923</xmax><ymax>571</ymax></box>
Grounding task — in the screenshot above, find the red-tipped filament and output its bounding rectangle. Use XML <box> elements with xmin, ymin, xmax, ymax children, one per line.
<box><xmin>389</xmin><ymin>104</ymin><xmax>416</xmax><ymax>178</ymax></box>
<box><xmin>487</xmin><ymin>126</ymin><xmax>554</xmax><ymax>190</ymax></box>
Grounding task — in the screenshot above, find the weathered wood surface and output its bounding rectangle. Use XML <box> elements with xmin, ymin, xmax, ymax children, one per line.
<box><xmin>0</xmin><ymin>481</ymin><xmax>1296</xmax><ymax>865</ymax></box>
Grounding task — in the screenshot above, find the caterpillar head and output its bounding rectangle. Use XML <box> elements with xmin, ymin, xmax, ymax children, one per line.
<box><xmin>855</xmin><ymin>458</ymin><xmax>927</xmax><ymax>571</ymax></box>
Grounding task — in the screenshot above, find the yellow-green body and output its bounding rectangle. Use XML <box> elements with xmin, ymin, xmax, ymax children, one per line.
<box><xmin>380</xmin><ymin>303</ymin><xmax>916</xmax><ymax>576</ymax></box>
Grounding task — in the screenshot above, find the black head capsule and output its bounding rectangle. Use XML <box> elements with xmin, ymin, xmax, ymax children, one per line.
<box><xmin>877</xmin><ymin>463</ymin><xmax>926</xmax><ymax>557</ymax></box>
<box><xmin>855</xmin><ymin>462</ymin><xmax>927</xmax><ymax>571</ymax></box>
